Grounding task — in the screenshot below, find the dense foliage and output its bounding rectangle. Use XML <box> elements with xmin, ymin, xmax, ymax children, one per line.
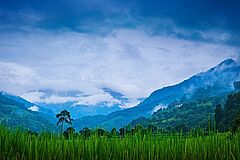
<box><xmin>0</xmin><ymin>93</ymin><xmax>56</xmax><ymax>132</ymax></box>
<box><xmin>215</xmin><ymin>91</ymin><xmax>240</xmax><ymax>132</ymax></box>
<box><xmin>130</xmin><ymin>85</ymin><xmax>229</xmax><ymax>132</ymax></box>
<box><xmin>1</xmin><ymin>125</ymin><xmax>240</xmax><ymax>160</ymax></box>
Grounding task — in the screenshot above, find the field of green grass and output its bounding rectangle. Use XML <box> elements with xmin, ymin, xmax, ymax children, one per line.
<box><xmin>1</xmin><ymin>126</ymin><xmax>240</xmax><ymax>160</ymax></box>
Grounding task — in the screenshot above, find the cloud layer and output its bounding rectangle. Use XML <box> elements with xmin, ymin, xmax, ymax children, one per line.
<box><xmin>0</xmin><ymin>0</ymin><xmax>240</xmax><ymax>107</ymax></box>
<box><xmin>0</xmin><ymin>28</ymin><xmax>238</xmax><ymax>101</ymax></box>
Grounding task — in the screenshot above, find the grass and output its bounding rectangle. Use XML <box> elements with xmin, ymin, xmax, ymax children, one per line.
<box><xmin>0</xmin><ymin>126</ymin><xmax>240</xmax><ymax>160</ymax></box>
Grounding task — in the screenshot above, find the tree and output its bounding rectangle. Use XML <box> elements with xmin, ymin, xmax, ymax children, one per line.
<box><xmin>214</xmin><ymin>104</ymin><xmax>224</xmax><ymax>131</ymax></box>
<box><xmin>64</xmin><ymin>127</ymin><xmax>76</xmax><ymax>138</ymax></box>
<box><xmin>147</xmin><ymin>124</ymin><xmax>157</xmax><ymax>133</ymax></box>
<box><xmin>224</xmin><ymin>93</ymin><xmax>240</xmax><ymax>130</ymax></box>
<box><xmin>119</xmin><ymin>128</ymin><xmax>125</xmax><ymax>138</ymax></box>
<box><xmin>232</xmin><ymin>108</ymin><xmax>240</xmax><ymax>133</ymax></box>
<box><xmin>79</xmin><ymin>127</ymin><xmax>91</xmax><ymax>139</ymax></box>
<box><xmin>111</xmin><ymin>128</ymin><xmax>117</xmax><ymax>136</ymax></box>
<box><xmin>56</xmin><ymin>110</ymin><xmax>73</xmax><ymax>134</ymax></box>
<box><xmin>97</xmin><ymin>128</ymin><xmax>105</xmax><ymax>136</ymax></box>
<box><xmin>134</xmin><ymin>124</ymin><xmax>143</xmax><ymax>132</ymax></box>
<box><xmin>126</xmin><ymin>124</ymin><xmax>132</xmax><ymax>134</ymax></box>
<box><xmin>174</xmin><ymin>123</ymin><xmax>189</xmax><ymax>133</ymax></box>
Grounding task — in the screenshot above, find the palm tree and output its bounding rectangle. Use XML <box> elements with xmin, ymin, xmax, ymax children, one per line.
<box><xmin>56</xmin><ymin>110</ymin><xmax>73</xmax><ymax>134</ymax></box>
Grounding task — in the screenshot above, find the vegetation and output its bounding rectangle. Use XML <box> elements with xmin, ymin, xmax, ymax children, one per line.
<box><xmin>137</xmin><ymin>95</ymin><xmax>220</xmax><ymax>132</ymax></box>
<box><xmin>56</xmin><ymin>110</ymin><xmax>73</xmax><ymax>134</ymax></box>
<box><xmin>0</xmin><ymin>93</ymin><xmax>56</xmax><ymax>132</ymax></box>
<box><xmin>1</xmin><ymin>108</ymin><xmax>240</xmax><ymax>160</ymax></box>
<box><xmin>214</xmin><ymin>104</ymin><xmax>224</xmax><ymax>130</ymax></box>
<box><xmin>234</xmin><ymin>81</ymin><xmax>240</xmax><ymax>91</ymax></box>
<box><xmin>215</xmin><ymin>91</ymin><xmax>240</xmax><ymax>132</ymax></box>
<box><xmin>1</xmin><ymin>82</ymin><xmax>240</xmax><ymax>159</ymax></box>
<box><xmin>131</xmin><ymin>84</ymin><xmax>240</xmax><ymax>133</ymax></box>
<box><xmin>1</xmin><ymin>125</ymin><xmax>240</xmax><ymax>160</ymax></box>
<box><xmin>233</xmin><ymin>109</ymin><xmax>240</xmax><ymax>133</ymax></box>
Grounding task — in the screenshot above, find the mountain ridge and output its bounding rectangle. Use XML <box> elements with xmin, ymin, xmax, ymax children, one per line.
<box><xmin>1</xmin><ymin>59</ymin><xmax>240</xmax><ymax>131</ymax></box>
<box><xmin>74</xmin><ymin>59</ymin><xmax>240</xmax><ymax>130</ymax></box>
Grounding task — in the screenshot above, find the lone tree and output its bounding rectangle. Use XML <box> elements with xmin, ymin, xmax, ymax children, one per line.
<box><xmin>56</xmin><ymin>110</ymin><xmax>73</xmax><ymax>134</ymax></box>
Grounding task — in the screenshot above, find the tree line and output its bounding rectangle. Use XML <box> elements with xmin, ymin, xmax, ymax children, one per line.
<box><xmin>214</xmin><ymin>81</ymin><xmax>240</xmax><ymax>133</ymax></box>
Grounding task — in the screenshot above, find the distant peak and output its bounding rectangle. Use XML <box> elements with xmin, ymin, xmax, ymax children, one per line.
<box><xmin>219</xmin><ymin>59</ymin><xmax>236</xmax><ymax>66</ymax></box>
<box><xmin>204</xmin><ymin>58</ymin><xmax>238</xmax><ymax>74</ymax></box>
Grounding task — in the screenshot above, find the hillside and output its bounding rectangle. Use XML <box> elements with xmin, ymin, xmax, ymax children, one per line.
<box><xmin>138</xmin><ymin>84</ymin><xmax>240</xmax><ymax>132</ymax></box>
<box><xmin>74</xmin><ymin>59</ymin><xmax>240</xmax><ymax>130</ymax></box>
<box><xmin>135</xmin><ymin>87</ymin><xmax>228</xmax><ymax>131</ymax></box>
<box><xmin>0</xmin><ymin>92</ymin><xmax>57</xmax><ymax>132</ymax></box>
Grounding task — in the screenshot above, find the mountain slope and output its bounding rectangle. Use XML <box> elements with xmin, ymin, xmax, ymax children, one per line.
<box><xmin>139</xmin><ymin>84</ymin><xmax>240</xmax><ymax>131</ymax></box>
<box><xmin>74</xmin><ymin>59</ymin><xmax>240</xmax><ymax>130</ymax></box>
<box><xmin>0</xmin><ymin>92</ymin><xmax>57</xmax><ymax>132</ymax></box>
<box><xmin>137</xmin><ymin>90</ymin><xmax>227</xmax><ymax>130</ymax></box>
<box><xmin>141</xmin><ymin>59</ymin><xmax>239</xmax><ymax>106</ymax></box>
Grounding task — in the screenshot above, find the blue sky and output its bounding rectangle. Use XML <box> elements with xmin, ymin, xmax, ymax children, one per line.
<box><xmin>0</xmin><ymin>0</ymin><xmax>240</xmax><ymax>107</ymax></box>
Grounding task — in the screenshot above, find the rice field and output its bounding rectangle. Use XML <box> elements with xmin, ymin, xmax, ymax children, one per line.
<box><xmin>0</xmin><ymin>126</ymin><xmax>240</xmax><ymax>160</ymax></box>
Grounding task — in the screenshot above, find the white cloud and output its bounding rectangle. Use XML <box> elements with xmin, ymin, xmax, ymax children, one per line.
<box><xmin>43</xmin><ymin>95</ymin><xmax>80</xmax><ymax>104</ymax></box>
<box><xmin>119</xmin><ymin>99</ymin><xmax>141</xmax><ymax>109</ymax></box>
<box><xmin>0</xmin><ymin>61</ymin><xmax>40</xmax><ymax>93</ymax></box>
<box><xmin>28</xmin><ymin>105</ymin><xmax>39</xmax><ymax>112</ymax></box>
<box><xmin>21</xmin><ymin>90</ymin><xmax>121</xmax><ymax>106</ymax></box>
<box><xmin>152</xmin><ymin>104</ymin><xmax>167</xmax><ymax>114</ymax></box>
<box><xmin>21</xmin><ymin>91</ymin><xmax>81</xmax><ymax>104</ymax></box>
<box><xmin>0</xmin><ymin>28</ymin><xmax>238</xmax><ymax>104</ymax></box>
<box><xmin>199</xmin><ymin>30</ymin><xmax>231</xmax><ymax>42</ymax></box>
<box><xmin>73</xmin><ymin>93</ymin><xmax>121</xmax><ymax>106</ymax></box>
<box><xmin>21</xmin><ymin>91</ymin><xmax>80</xmax><ymax>104</ymax></box>
<box><xmin>21</xmin><ymin>91</ymin><xmax>46</xmax><ymax>103</ymax></box>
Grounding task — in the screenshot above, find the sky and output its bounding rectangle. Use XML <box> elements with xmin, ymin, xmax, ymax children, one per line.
<box><xmin>0</xmin><ymin>0</ymin><xmax>240</xmax><ymax>107</ymax></box>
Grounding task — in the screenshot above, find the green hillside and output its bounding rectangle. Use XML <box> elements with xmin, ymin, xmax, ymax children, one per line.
<box><xmin>0</xmin><ymin>92</ymin><xmax>57</xmax><ymax>132</ymax></box>
<box><xmin>132</xmin><ymin>83</ymin><xmax>240</xmax><ymax>132</ymax></box>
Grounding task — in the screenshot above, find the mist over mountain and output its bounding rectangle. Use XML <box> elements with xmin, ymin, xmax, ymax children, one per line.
<box><xmin>141</xmin><ymin>59</ymin><xmax>239</xmax><ymax>106</ymax></box>
<box><xmin>1</xmin><ymin>0</ymin><xmax>240</xmax><ymax>159</ymax></box>
<box><xmin>21</xmin><ymin>88</ymin><xmax>142</xmax><ymax>119</ymax></box>
<box><xmin>74</xmin><ymin>59</ymin><xmax>240</xmax><ymax>130</ymax></box>
<box><xmin>0</xmin><ymin>58</ymin><xmax>239</xmax><ymax>131</ymax></box>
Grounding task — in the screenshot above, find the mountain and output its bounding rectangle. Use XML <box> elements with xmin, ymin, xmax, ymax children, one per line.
<box><xmin>0</xmin><ymin>91</ymin><xmax>57</xmax><ymax>132</ymax></box>
<box><xmin>135</xmin><ymin>88</ymin><xmax>227</xmax><ymax>131</ymax></box>
<box><xmin>23</xmin><ymin>88</ymin><xmax>141</xmax><ymax>119</ymax></box>
<box><xmin>141</xmin><ymin>59</ymin><xmax>239</xmax><ymax>106</ymax></box>
<box><xmin>2</xmin><ymin>91</ymin><xmax>55</xmax><ymax>120</ymax></box>
<box><xmin>139</xmin><ymin>83</ymin><xmax>240</xmax><ymax>131</ymax></box>
<box><xmin>74</xmin><ymin>59</ymin><xmax>240</xmax><ymax>130</ymax></box>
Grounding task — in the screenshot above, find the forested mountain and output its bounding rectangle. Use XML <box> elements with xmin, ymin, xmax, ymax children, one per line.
<box><xmin>1</xmin><ymin>59</ymin><xmax>240</xmax><ymax>131</ymax></box>
<box><xmin>0</xmin><ymin>91</ymin><xmax>56</xmax><ymax>132</ymax></box>
<box><xmin>74</xmin><ymin>59</ymin><xmax>240</xmax><ymax>130</ymax></box>
<box><xmin>133</xmin><ymin>86</ymin><xmax>228</xmax><ymax>131</ymax></box>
